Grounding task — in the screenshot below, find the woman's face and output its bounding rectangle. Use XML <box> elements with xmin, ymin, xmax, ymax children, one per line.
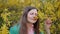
<box><xmin>27</xmin><ymin>9</ymin><xmax>38</xmax><ymax>23</ymax></box>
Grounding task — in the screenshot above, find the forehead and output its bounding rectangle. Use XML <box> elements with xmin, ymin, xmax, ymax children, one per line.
<box><xmin>28</xmin><ymin>9</ymin><xmax>37</xmax><ymax>13</ymax></box>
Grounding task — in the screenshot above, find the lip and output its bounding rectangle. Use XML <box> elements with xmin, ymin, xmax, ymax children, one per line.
<box><xmin>33</xmin><ymin>16</ymin><xmax>38</xmax><ymax>20</ymax></box>
<box><xmin>32</xmin><ymin>18</ymin><xmax>37</xmax><ymax>21</ymax></box>
<box><xmin>30</xmin><ymin>16</ymin><xmax>38</xmax><ymax>21</ymax></box>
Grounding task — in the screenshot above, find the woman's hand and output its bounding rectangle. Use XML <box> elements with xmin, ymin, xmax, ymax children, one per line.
<box><xmin>44</xmin><ymin>18</ymin><xmax>52</xmax><ymax>29</ymax></box>
<box><xmin>44</xmin><ymin>18</ymin><xmax>52</xmax><ymax>34</ymax></box>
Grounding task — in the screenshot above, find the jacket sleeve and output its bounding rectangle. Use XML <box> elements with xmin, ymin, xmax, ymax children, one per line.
<box><xmin>9</xmin><ymin>26</ymin><xmax>17</xmax><ymax>34</ymax></box>
<box><xmin>40</xmin><ymin>31</ymin><xmax>44</xmax><ymax>34</ymax></box>
<box><xmin>9</xmin><ymin>24</ymin><xmax>20</xmax><ymax>34</ymax></box>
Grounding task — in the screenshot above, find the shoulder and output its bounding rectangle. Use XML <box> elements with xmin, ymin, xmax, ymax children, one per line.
<box><xmin>10</xmin><ymin>23</ymin><xmax>20</xmax><ymax>30</ymax></box>
<box><xmin>9</xmin><ymin>23</ymin><xmax>20</xmax><ymax>34</ymax></box>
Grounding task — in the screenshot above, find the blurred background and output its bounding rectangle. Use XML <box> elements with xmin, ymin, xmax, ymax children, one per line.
<box><xmin>0</xmin><ymin>0</ymin><xmax>60</xmax><ymax>34</ymax></box>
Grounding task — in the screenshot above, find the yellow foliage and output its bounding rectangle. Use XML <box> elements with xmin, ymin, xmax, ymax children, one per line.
<box><xmin>0</xmin><ymin>0</ymin><xmax>60</xmax><ymax>34</ymax></box>
<box><xmin>1</xmin><ymin>24</ymin><xmax>9</xmax><ymax>34</ymax></box>
<box><xmin>1</xmin><ymin>11</ymin><xmax>11</xmax><ymax>22</ymax></box>
<box><xmin>38</xmin><ymin>10</ymin><xmax>45</xmax><ymax>20</ymax></box>
<box><xmin>8</xmin><ymin>0</ymin><xmax>19</xmax><ymax>6</ymax></box>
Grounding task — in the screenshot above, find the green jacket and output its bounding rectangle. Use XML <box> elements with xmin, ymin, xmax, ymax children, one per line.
<box><xmin>9</xmin><ymin>24</ymin><xmax>44</xmax><ymax>34</ymax></box>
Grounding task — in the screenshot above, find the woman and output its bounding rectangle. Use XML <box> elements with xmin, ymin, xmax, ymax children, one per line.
<box><xmin>9</xmin><ymin>6</ymin><xmax>51</xmax><ymax>34</ymax></box>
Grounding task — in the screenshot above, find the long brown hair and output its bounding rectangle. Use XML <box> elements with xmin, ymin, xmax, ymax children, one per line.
<box><xmin>20</xmin><ymin>6</ymin><xmax>40</xmax><ymax>34</ymax></box>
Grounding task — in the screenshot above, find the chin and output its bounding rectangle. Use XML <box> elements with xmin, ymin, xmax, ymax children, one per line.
<box><xmin>28</xmin><ymin>20</ymin><xmax>37</xmax><ymax>24</ymax></box>
<box><xmin>30</xmin><ymin>21</ymin><xmax>36</xmax><ymax>23</ymax></box>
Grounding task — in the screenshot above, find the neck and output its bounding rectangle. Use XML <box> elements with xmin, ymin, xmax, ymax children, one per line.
<box><xmin>27</xmin><ymin>23</ymin><xmax>34</xmax><ymax>29</ymax></box>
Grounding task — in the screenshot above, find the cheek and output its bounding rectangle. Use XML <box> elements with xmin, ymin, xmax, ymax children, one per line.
<box><xmin>27</xmin><ymin>15</ymin><xmax>37</xmax><ymax>23</ymax></box>
<box><xmin>27</xmin><ymin>15</ymin><xmax>32</xmax><ymax>21</ymax></box>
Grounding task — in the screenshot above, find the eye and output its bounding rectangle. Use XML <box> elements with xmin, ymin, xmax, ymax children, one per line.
<box><xmin>35</xmin><ymin>13</ymin><xmax>38</xmax><ymax>16</ymax></box>
<box><xmin>30</xmin><ymin>13</ymin><xmax>34</xmax><ymax>15</ymax></box>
